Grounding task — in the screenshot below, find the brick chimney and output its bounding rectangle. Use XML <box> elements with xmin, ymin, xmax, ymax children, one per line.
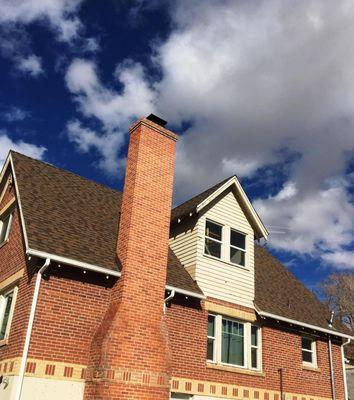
<box><xmin>84</xmin><ymin>115</ymin><xmax>178</xmax><ymax>400</ymax></box>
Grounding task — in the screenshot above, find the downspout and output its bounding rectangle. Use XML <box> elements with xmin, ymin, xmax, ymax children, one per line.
<box><xmin>14</xmin><ymin>258</ymin><xmax>51</xmax><ymax>400</ymax></box>
<box><xmin>341</xmin><ymin>338</ymin><xmax>351</xmax><ymax>400</ymax></box>
<box><xmin>164</xmin><ymin>289</ymin><xmax>175</xmax><ymax>313</ymax></box>
<box><xmin>328</xmin><ymin>311</ymin><xmax>336</xmax><ymax>400</ymax></box>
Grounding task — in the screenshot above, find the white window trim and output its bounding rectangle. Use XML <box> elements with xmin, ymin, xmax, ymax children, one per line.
<box><xmin>0</xmin><ymin>212</ymin><xmax>13</xmax><ymax>245</ymax></box>
<box><xmin>0</xmin><ymin>285</ymin><xmax>18</xmax><ymax>343</ymax></box>
<box><xmin>207</xmin><ymin>314</ymin><xmax>217</xmax><ymax>362</ymax></box>
<box><xmin>204</xmin><ymin>219</ymin><xmax>224</xmax><ymax>260</ymax></box>
<box><xmin>204</xmin><ymin>219</ymin><xmax>248</xmax><ymax>268</ymax></box>
<box><xmin>302</xmin><ymin>336</ymin><xmax>317</xmax><ymax>368</ymax></box>
<box><xmin>207</xmin><ymin>314</ymin><xmax>262</xmax><ymax>371</ymax></box>
<box><xmin>250</xmin><ymin>325</ymin><xmax>262</xmax><ymax>370</ymax></box>
<box><xmin>229</xmin><ymin>228</ymin><xmax>247</xmax><ymax>268</ymax></box>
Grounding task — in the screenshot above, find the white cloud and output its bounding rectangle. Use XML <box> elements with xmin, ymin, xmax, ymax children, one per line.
<box><xmin>322</xmin><ymin>251</ymin><xmax>354</xmax><ymax>270</ymax></box>
<box><xmin>0</xmin><ymin>0</ymin><xmax>84</xmax><ymax>42</ymax></box>
<box><xmin>17</xmin><ymin>55</ymin><xmax>43</xmax><ymax>76</ymax></box>
<box><xmin>65</xmin><ymin>58</ymin><xmax>155</xmax><ymax>175</ymax></box>
<box><xmin>0</xmin><ymin>131</ymin><xmax>46</xmax><ymax>166</ymax></box>
<box><xmin>64</xmin><ymin>1</ymin><xmax>354</xmax><ymax>269</ymax></box>
<box><xmin>2</xmin><ymin>107</ymin><xmax>30</xmax><ymax>122</ymax></box>
<box><xmin>67</xmin><ymin>120</ymin><xmax>125</xmax><ymax>175</ymax></box>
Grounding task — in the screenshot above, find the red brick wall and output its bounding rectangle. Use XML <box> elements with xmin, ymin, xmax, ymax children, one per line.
<box><xmin>0</xmin><ymin>173</ymin><xmax>36</xmax><ymax>363</ymax></box>
<box><xmin>166</xmin><ymin>298</ymin><xmax>345</xmax><ymax>399</ymax></box>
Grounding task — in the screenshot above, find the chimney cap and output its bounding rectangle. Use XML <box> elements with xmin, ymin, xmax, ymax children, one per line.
<box><xmin>146</xmin><ymin>113</ymin><xmax>167</xmax><ymax>127</ymax></box>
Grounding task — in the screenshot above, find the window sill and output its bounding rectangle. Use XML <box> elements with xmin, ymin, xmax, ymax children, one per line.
<box><xmin>203</xmin><ymin>254</ymin><xmax>250</xmax><ymax>271</ymax></box>
<box><xmin>206</xmin><ymin>362</ymin><xmax>265</xmax><ymax>377</ymax></box>
<box><xmin>302</xmin><ymin>364</ymin><xmax>321</xmax><ymax>373</ymax></box>
<box><xmin>0</xmin><ymin>239</ymin><xmax>9</xmax><ymax>250</ymax></box>
<box><xmin>0</xmin><ymin>338</ymin><xmax>9</xmax><ymax>347</ymax></box>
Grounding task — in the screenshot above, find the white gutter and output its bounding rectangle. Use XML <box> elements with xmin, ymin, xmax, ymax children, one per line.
<box><xmin>342</xmin><ymin>338</ymin><xmax>351</xmax><ymax>400</ymax></box>
<box><xmin>257</xmin><ymin>310</ymin><xmax>354</xmax><ymax>340</ymax></box>
<box><xmin>165</xmin><ymin>285</ymin><xmax>205</xmax><ymax>300</ymax></box>
<box><xmin>26</xmin><ymin>248</ymin><xmax>121</xmax><ymax>277</ymax></box>
<box><xmin>14</xmin><ymin>258</ymin><xmax>51</xmax><ymax>400</ymax></box>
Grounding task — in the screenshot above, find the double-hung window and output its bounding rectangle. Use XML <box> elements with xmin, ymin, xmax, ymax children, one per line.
<box><xmin>230</xmin><ymin>229</ymin><xmax>246</xmax><ymax>266</ymax></box>
<box><xmin>0</xmin><ymin>212</ymin><xmax>13</xmax><ymax>245</ymax></box>
<box><xmin>302</xmin><ymin>337</ymin><xmax>317</xmax><ymax>367</ymax></box>
<box><xmin>0</xmin><ymin>286</ymin><xmax>18</xmax><ymax>342</ymax></box>
<box><xmin>207</xmin><ymin>314</ymin><xmax>216</xmax><ymax>361</ymax></box>
<box><xmin>207</xmin><ymin>314</ymin><xmax>261</xmax><ymax>370</ymax></box>
<box><xmin>205</xmin><ymin>220</ymin><xmax>223</xmax><ymax>259</ymax></box>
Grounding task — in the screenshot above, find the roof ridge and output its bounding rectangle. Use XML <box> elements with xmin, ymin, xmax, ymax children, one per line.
<box><xmin>10</xmin><ymin>150</ymin><xmax>122</xmax><ymax>195</ymax></box>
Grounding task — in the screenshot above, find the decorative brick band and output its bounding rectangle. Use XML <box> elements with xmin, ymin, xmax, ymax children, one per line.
<box><xmin>85</xmin><ymin>366</ymin><xmax>170</xmax><ymax>388</ymax></box>
<box><xmin>170</xmin><ymin>377</ymin><xmax>332</xmax><ymax>400</ymax></box>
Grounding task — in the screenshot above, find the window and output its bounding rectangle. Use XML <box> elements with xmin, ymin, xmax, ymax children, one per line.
<box><xmin>205</xmin><ymin>220</ymin><xmax>223</xmax><ymax>259</ymax></box>
<box><xmin>302</xmin><ymin>337</ymin><xmax>317</xmax><ymax>367</ymax></box>
<box><xmin>207</xmin><ymin>314</ymin><xmax>216</xmax><ymax>361</ymax></box>
<box><xmin>251</xmin><ymin>325</ymin><xmax>260</xmax><ymax>369</ymax></box>
<box><xmin>207</xmin><ymin>314</ymin><xmax>261</xmax><ymax>370</ymax></box>
<box><xmin>0</xmin><ymin>287</ymin><xmax>17</xmax><ymax>342</ymax></box>
<box><xmin>230</xmin><ymin>229</ymin><xmax>246</xmax><ymax>266</ymax></box>
<box><xmin>0</xmin><ymin>212</ymin><xmax>13</xmax><ymax>245</ymax></box>
<box><xmin>222</xmin><ymin>318</ymin><xmax>244</xmax><ymax>366</ymax></box>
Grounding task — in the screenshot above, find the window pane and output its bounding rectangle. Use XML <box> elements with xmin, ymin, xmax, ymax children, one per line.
<box><xmin>230</xmin><ymin>247</ymin><xmax>245</xmax><ymax>266</ymax></box>
<box><xmin>251</xmin><ymin>326</ymin><xmax>258</xmax><ymax>346</ymax></box>
<box><xmin>251</xmin><ymin>348</ymin><xmax>258</xmax><ymax>369</ymax></box>
<box><xmin>302</xmin><ymin>337</ymin><xmax>312</xmax><ymax>350</ymax></box>
<box><xmin>221</xmin><ymin>320</ymin><xmax>244</xmax><ymax>366</ymax></box>
<box><xmin>0</xmin><ymin>292</ymin><xmax>14</xmax><ymax>340</ymax></box>
<box><xmin>205</xmin><ymin>221</ymin><xmax>222</xmax><ymax>241</ymax></box>
<box><xmin>231</xmin><ymin>230</ymin><xmax>245</xmax><ymax>249</ymax></box>
<box><xmin>207</xmin><ymin>338</ymin><xmax>214</xmax><ymax>361</ymax></box>
<box><xmin>302</xmin><ymin>350</ymin><xmax>313</xmax><ymax>363</ymax></box>
<box><xmin>0</xmin><ymin>215</ymin><xmax>10</xmax><ymax>244</ymax></box>
<box><xmin>208</xmin><ymin>315</ymin><xmax>215</xmax><ymax>336</ymax></box>
<box><xmin>205</xmin><ymin>238</ymin><xmax>221</xmax><ymax>258</ymax></box>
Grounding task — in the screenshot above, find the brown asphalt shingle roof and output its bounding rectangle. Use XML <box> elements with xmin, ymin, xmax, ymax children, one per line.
<box><xmin>11</xmin><ymin>151</ymin><xmax>202</xmax><ymax>295</ymax></box>
<box><xmin>9</xmin><ymin>152</ymin><xmax>350</xmax><ymax>334</ymax></box>
<box><xmin>255</xmin><ymin>245</ymin><xmax>348</xmax><ymax>334</ymax></box>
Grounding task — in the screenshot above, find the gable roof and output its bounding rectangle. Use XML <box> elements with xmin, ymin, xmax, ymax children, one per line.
<box><xmin>172</xmin><ymin>176</ymin><xmax>268</xmax><ymax>239</ymax></box>
<box><xmin>9</xmin><ymin>151</ymin><xmax>202</xmax><ymax>296</ymax></box>
<box><xmin>3</xmin><ymin>151</ymin><xmax>351</xmax><ymax>337</ymax></box>
<box><xmin>255</xmin><ymin>245</ymin><xmax>351</xmax><ymax>337</ymax></box>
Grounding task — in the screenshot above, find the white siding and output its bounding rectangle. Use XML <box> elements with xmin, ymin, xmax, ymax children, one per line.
<box><xmin>195</xmin><ymin>190</ymin><xmax>255</xmax><ymax>308</ymax></box>
<box><xmin>170</xmin><ymin>189</ymin><xmax>256</xmax><ymax>309</ymax></box>
<box><xmin>169</xmin><ymin>218</ymin><xmax>198</xmax><ymax>279</ymax></box>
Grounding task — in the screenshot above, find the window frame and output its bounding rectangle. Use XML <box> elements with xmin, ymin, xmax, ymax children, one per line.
<box><xmin>301</xmin><ymin>336</ymin><xmax>317</xmax><ymax>368</ymax></box>
<box><xmin>204</xmin><ymin>219</ymin><xmax>224</xmax><ymax>260</ymax></box>
<box><xmin>229</xmin><ymin>228</ymin><xmax>247</xmax><ymax>267</ymax></box>
<box><xmin>207</xmin><ymin>313</ymin><xmax>262</xmax><ymax>371</ymax></box>
<box><xmin>0</xmin><ymin>211</ymin><xmax>13</xmax><ymax>246</ymax></box>
<box><xmin>207</xmin><ymin>314</ymin><xmax>217</xmax><ymax>362</ymax></box>
<box><xmin>250</xmin><ymin>325</ymin><xmax>261</xmax><ymax>370</ymax></box>
<box><xmin>0</xmin><ymin>285</ymin><xmax>18</xmax><ymax>344</ymax></box>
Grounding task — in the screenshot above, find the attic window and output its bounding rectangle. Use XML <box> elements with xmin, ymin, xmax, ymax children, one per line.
<box><xmin>230</xmin><ymin>229</ymin><xmax>246</xmax><ymax>266</ymax></box>
<box><xmin>205</xmin><ymin>220</ymin><xmax>223</xmax><ymax>259</ymax></box>
<box><xmin>0</xmin><ymin>212</ymin><xmax>13</xmax><ymax>245</ymax></box>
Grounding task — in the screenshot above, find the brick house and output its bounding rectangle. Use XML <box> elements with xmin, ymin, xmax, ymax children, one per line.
<box><xmin>0</xmin><ymin>114</ymin><xmax>352</xmax><ymax>400</ymax></box>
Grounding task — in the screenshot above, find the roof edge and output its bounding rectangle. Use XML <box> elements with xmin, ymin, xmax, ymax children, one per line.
<box><xmin>256</xmin><ymin>307</ymin><xmax>354</xmax><ymax>339</ymax></box>
<box><xmin>27</xmin><ymin>248</ymin><xmax>206</xmax><ymax>299</ymax></box>
<box><xmin>196</xmin><ymin>176</ymin><xmax>269</xmax><ymax>240</ymax></box>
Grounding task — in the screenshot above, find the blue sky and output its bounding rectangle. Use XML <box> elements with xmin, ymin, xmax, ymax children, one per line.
<box><xmin>0</xmin><ymin>0</ymin><xmax>354</xmax><ymax>292</ymax></box>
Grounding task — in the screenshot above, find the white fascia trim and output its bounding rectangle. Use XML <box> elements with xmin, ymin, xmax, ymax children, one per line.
<box><xmin>196</xmin><ymin>176</ymin><xmax>269</xmax><ymax>240</ymax></box>
<box><xmin>26</xmin><ymin>248</ymin><xmax>121</xmax><ymax>277</ymax></box>
<box><xmin>27</xmin><ymin>249</ymin><xmax>205</xmax><ymax>299</ymax></box>
<box><xmin>9</xmin><ymin>153</ymin><xmax>30</xmax><ymax>250</ymax></box>
<box><xmin>257</xmin><ymin>310</ymin><xmax>354</xmax><ymax>340</ymax></box>
<box><xmin>165</xmin><ymin>284</ymin><xmax>206</xmax><ymax>299</ymax></box>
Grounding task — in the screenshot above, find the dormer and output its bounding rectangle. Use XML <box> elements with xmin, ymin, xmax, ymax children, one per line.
<box><xmin>170</xmin><ymin>176</ymin><xmax>268</xmax><ymax>309</ymax></box>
